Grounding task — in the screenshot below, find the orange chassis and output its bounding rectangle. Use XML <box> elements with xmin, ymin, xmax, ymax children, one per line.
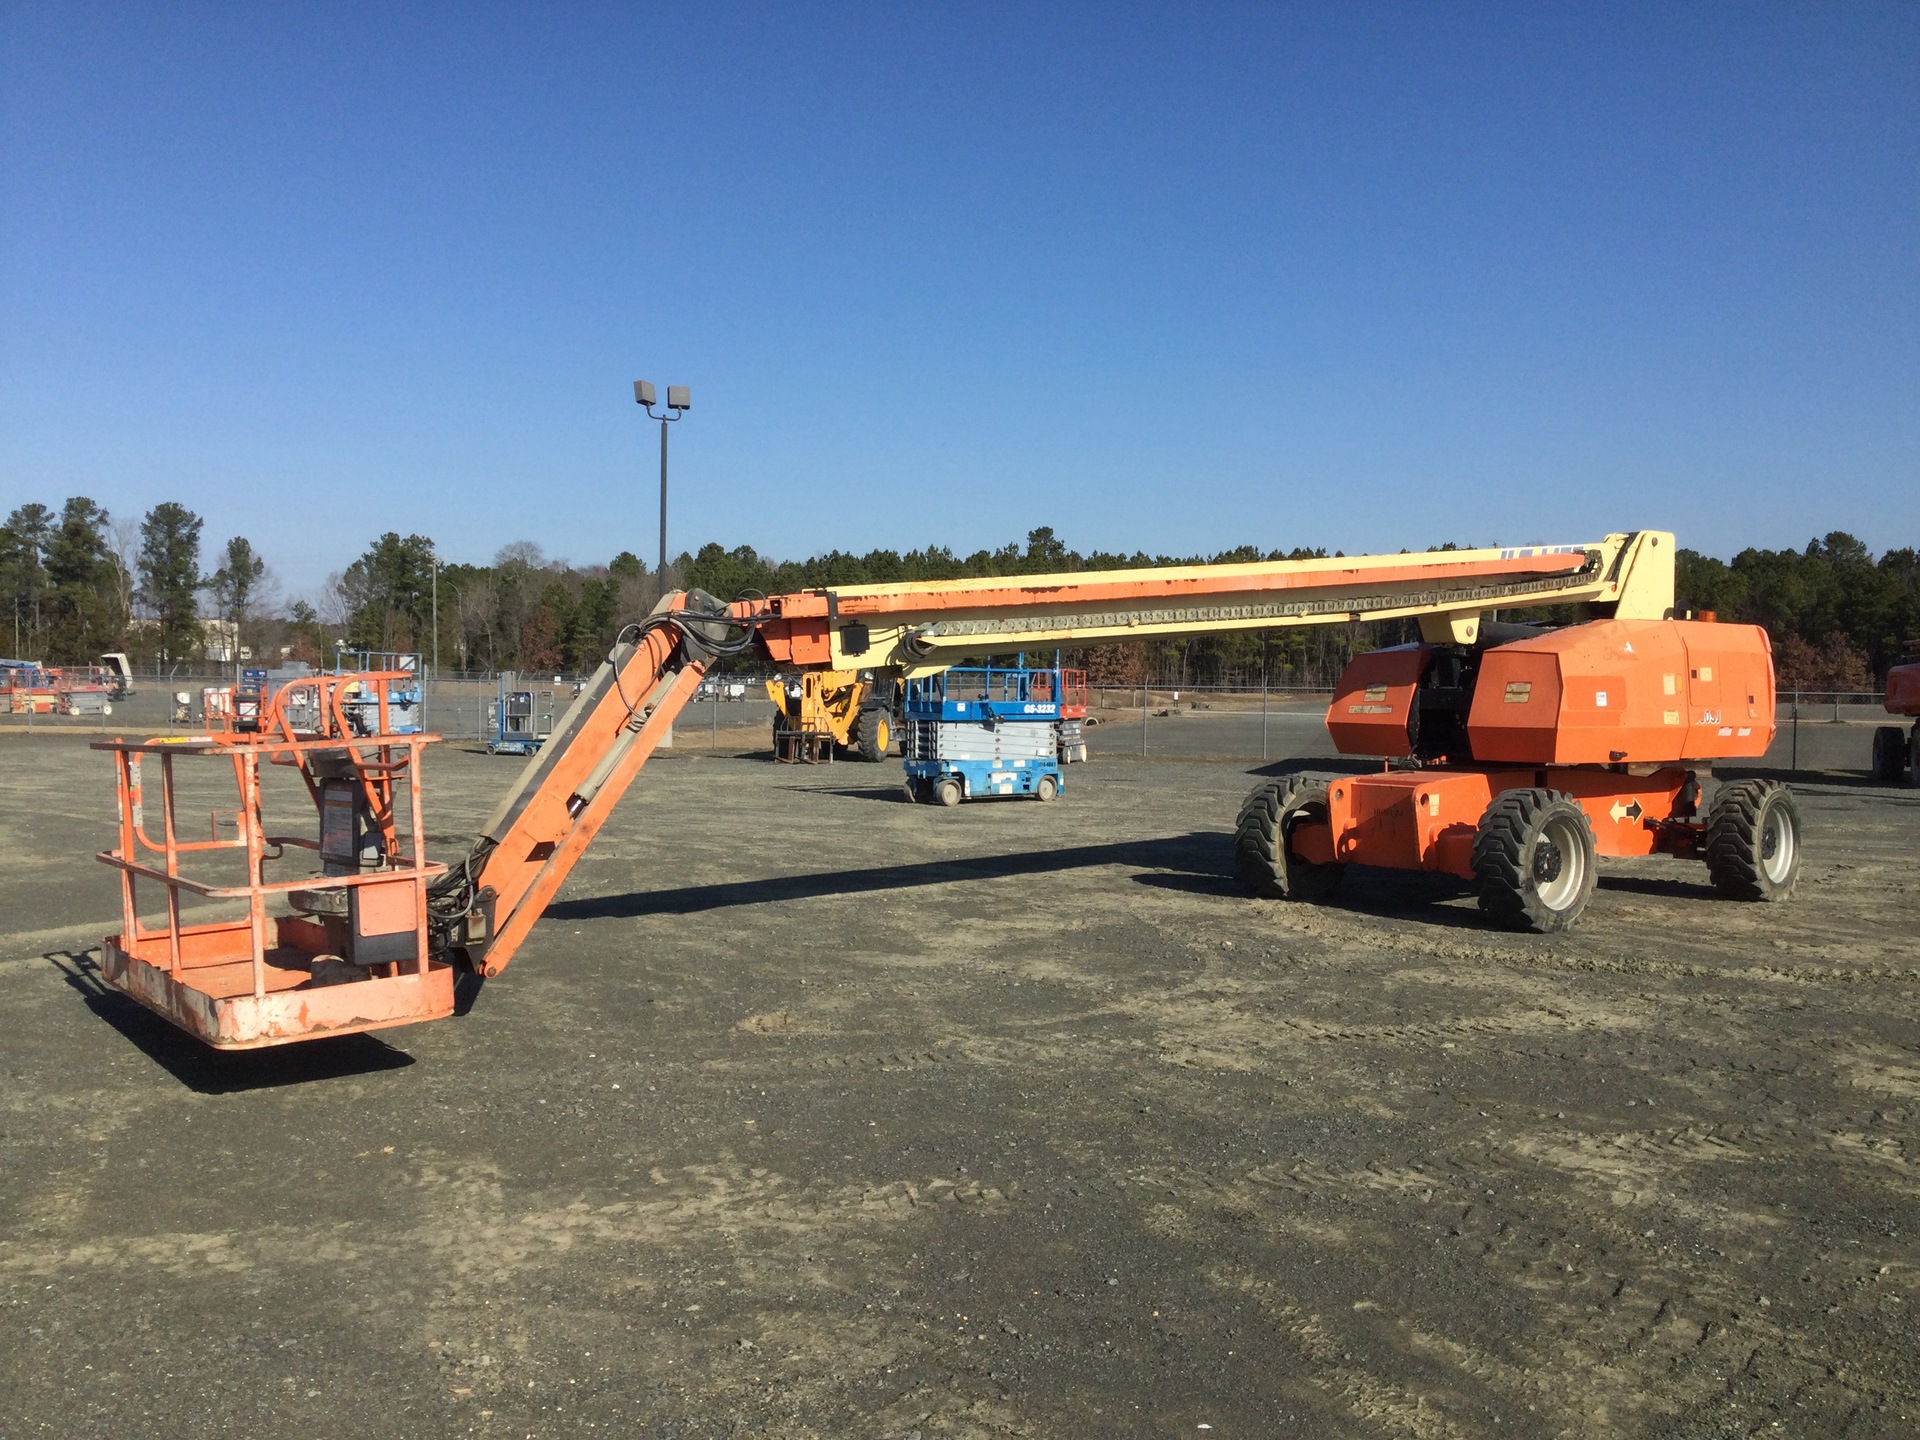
<box><xmin>1289</xmin><ymin>765</ymin><xmax>1701</xmax><ymax>875</ymax></box>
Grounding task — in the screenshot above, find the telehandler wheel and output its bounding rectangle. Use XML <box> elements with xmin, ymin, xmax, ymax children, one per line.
<box><xmin>1912</xmin><ymin>723</ymin><xmax>1920</xmax><ymax>788</ymax></box>
<box><xmin>935</xmin><ymin>778</ymin><xmax>963</xmax><ymax>808</ymax></box>
<box><xmin>1871</xmin><ymin>726</ymin><xmax>1908</xmax><ymax>784</ymax></box>
<box><xmin>1235</xmin><ymin>777</ymin><xmax>1344</xmax><ymax>901</ymax></box>
<box><xmin>852</xmin><ymin>705</ymin><xmax>891</xmax><ymax>762</ymax></box>
<box><xmin>1705</xmin><ymin>779</ymin><xmax>1801</xmax><ymax>901</ymax></box>
<box><xmin>1035</xmin><ymin>774</ymin><xmax>1060</xmax><ymax>802</ymax></box>
<box><xmin>1472</xmin><ymin>789</ymin><xmax>1597</xmax><ymax>934</ymax></box>
<box><xmin>771</xmin><ymin>712</ymin><xmax>791</xmax><ymax>758</ymax></box>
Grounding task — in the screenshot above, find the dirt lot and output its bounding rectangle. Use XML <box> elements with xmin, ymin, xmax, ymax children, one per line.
<box><xmin>2</xmin><ymin>728</ymin><xmax>1918</xmax><ymax>1439</ymax></box>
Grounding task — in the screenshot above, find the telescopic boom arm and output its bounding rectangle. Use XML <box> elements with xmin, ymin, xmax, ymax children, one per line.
<box><xmin>443</xmin><ymin>532</ymin><xmax>1676</xmax><ymax>978</ymax></box>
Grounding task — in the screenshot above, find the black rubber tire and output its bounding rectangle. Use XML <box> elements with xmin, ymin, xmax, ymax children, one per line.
<box><xmin>852</xmin><ymin>705</ymin><xmax>890</xmax><ymax>762</ymax></box>
<box><xmin>1704</xmin><ymin>779</ymin><xmax>1801</xmax><ymax>901</ymax></box>
<box><xmin>902</xmin><ymin>778</ymin><xmax>920</xmax><ymax>804</ymax></box>
<box><xmin>935</xmin><ymin>778</ymin><xmax>962</xmax><ymax>808</ymax></box>
<box><xmin>1472</xmin><ymin>789</ymin><xmax>1598</xmax><ymax>934</ymax></box>
<box><xmin>1871</xmin><ymin>725</ymin><xmax>1907</xmax><ymax>784</ymax></box>
<box><xmin>1235</xmin><ymin>777</ymin><xmax>1344</xmax><ymax>901</ymax></box>
<box><xmin>1911</xmin><ymin>722</ymin><xmax>1920</xmax><ymax>788</ymax></box>
<box><xmin>1035</xmin><ymin>773</ymin><xmax>1060</xmax><ymax>802</ymax></box>
<box><xmin>771</xmin><ymin>712</ymin><xmax>790</xmax><ymax>757</ymax></box>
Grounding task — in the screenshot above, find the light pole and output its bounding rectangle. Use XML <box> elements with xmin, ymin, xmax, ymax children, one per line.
<box><xmin>430</xmin><ymin>554</ymin><xmax>438</xmax><ymax>680</ymax></box>
<box><xmin>633</xmin><ymin>380</ymin><xmax>691</xmax><ymax>595</ymax></box>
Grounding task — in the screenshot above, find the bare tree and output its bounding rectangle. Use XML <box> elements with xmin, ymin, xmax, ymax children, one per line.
<box><xmin>494</xmin><ymin>540</ymin><xmax>546</xmax><ymax>569</ymax></box>
<box><xmin>107</xmin><ymin>515</ymin><xmax>141</xmax><ymax>625</ymax></box>
<box><xmin>316</xmin><ymin>571</ymin><xmax>350</xmax><ymax>629</ymax></box>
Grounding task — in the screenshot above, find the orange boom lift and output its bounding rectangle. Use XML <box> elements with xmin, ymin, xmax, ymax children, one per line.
<box><xmin>93</xmin><ymin>530</ymin><xmax>1798</xmax><ymax>1048</ymax></box>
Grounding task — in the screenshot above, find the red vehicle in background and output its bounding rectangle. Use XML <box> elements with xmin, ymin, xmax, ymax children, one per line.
<box><xmin>1872</xmin><ymin>643</ymin><xmax>1920</xmax><ymax>786</ymax></box>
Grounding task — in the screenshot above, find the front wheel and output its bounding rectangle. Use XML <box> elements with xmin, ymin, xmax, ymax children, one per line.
<box><xmin>935</xmin><ymin>778</ymin><xmax>962</xmax><ymax>808</ymax></box>
<box><xmin>1035</xmin><ymin>773</ymin><xmax>1060</xmax><ymax>802</ymax></box>
<box><xmin>1704</xmin><ymin>779</ymin><xmax>1801</xmax><ymax>901</ymax></box>
<box><xmin>1472</xmin><ymin>789</ymin><xmax>1597</xmax><ymax>933</ymax></box>
<box><xmin>1235</xmin><ymin>777</ymin><xmax>1344</xmax><ymax>901</ymax></box>
<box><xmin>852</xmin><ymin>705</ymin><xmax>891</xmax><ymax>762</ymax></box>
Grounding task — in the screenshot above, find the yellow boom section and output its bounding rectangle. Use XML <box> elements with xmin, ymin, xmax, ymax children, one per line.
<box><xmin>750</xmin><ymin>531</ymin><xmax>1675</xmax><ymax>674</ymax></box>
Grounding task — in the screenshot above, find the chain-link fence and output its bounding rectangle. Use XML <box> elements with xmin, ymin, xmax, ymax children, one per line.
<box><xmin>1</xmin><ymin>672</ymin><xmax>1899</xmax><ymax>777</ymax></box>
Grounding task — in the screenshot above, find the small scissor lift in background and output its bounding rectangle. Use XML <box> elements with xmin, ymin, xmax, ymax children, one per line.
<box><xmin>486</xmin><ymin>675</ymin><xmax>555</xmax><ymax>755</ymax></box>
<box><xmin>900</xmin><ymin>662</ymin><xmax>1089</xmax><ymax>805</ymax></box>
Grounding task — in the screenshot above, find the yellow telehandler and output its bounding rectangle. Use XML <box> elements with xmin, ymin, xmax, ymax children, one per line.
<box><xmin>766</xmin><ymin>669</ymin><xmax>894</xmax><ymax>762</ymax></box>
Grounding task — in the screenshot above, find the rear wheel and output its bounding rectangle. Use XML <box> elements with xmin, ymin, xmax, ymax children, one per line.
<box><xmin>1911</xmin><ymin>723</ymin><xmax>1920</xmax><ymax>788</ymax></box>
<box><xmin>852</xmin><ymin>705</ymin><xmax>891</xmax><ymax>762</ymax></box>
<box><xmin>1035</xmin><ymin>773</ymin><xmax>1060</xmax><ymax>802</ymax></box>
<box><xmin>1872</xmin><ymin>725</ymin><xmax>1907</xmax><ymax>784</ymax></box>
<box><xmin>1473</xmin><ymin>789</ymin><xmax>1597</xmax><ymax>933</ymax></box>
<box><xmin>935</xmin><ymin>778</ymin><xmax>962</xmax><ymax>808</ymax></box>
<box><xmin>1235</xmin><ymin>777</ymin><xmax>1344</xmax><ymax>901</ymax></box>
<box><xmin>1705</xmin><ymin>779</ymin><xmax>1801</xmax><ymax>901</ymax></box>
<box><xmin>771</xmin><ymin>711</ymin><xmax>791</xmax><ymax>759</ymax></box>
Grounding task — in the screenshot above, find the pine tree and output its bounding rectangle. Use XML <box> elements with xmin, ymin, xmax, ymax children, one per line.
<box><xmin>138</xmin><ymin>502</ymin><xmax>205</xmax><ymax>665</ymax></box>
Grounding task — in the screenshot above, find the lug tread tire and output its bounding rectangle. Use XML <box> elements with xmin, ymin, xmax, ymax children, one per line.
<box><xmin>852</xmin><ymin>705</ymin><xmax>889</xmax><ymax>762</ymax></box>
<box><xmin>1235</xmin><ymin>777</ymin><xmax>1343</xmax><ymax>902</ymax></box>
<box><xmin>1704</xmin><ymin>779</ymin><xmax>1801</xmax><ymax>901</ymax></box>
<box><xmin>1471</xmin><ymin>789</ymin><xmax>1597</xmax><ymax>934</ymax></box>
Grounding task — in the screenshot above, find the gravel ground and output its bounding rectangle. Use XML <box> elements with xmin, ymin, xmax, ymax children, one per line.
<box><xmin>2</xmin><ymin>728</ymin><xmax>1918</xmax><ymax>1439</ymax></box>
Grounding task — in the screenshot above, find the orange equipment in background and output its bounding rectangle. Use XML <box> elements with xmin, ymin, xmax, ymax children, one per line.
<box><xmin>1872</xmin><ymin>642</ymin><xmax>1920</xmax><ymax>786</ymax></box>
<box><xmin>1239</xmin><ymin>618</ymin><xmax>1795</xmax><ymax>932</ymax></box>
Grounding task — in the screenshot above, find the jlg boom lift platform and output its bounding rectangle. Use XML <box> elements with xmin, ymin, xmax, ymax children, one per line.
<box><xmin>94</xmin><ymin>530</ymin><xmax>1800</xmax><ymax>1049</ymax></box>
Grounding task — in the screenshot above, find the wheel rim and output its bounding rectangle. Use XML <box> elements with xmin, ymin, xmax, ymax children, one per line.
<box><xmin>877</xmin><ymin>718</ymin><xmax>890</xmax><ymax>750</ymax></box>
<box><xmin>1758</xmin><ymin>802</ymin><xmax>1796</xmax><ymax>883</ymax></box>
<box><xmin>1532</xmin><ymin>813</ymin><xmax>1588</xmax><ymax>911</ymax></box>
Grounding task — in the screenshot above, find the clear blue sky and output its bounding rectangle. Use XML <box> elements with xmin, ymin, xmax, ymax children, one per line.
<box><xmin>3</xmin><ymin>3</ymin><xmax>1916</xmax><ymax>599</ymax></box>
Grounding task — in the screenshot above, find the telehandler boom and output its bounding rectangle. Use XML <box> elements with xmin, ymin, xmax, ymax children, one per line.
<box><xmin>92</xmin><ymin>530</ymin><xmax>1793</xmax><ymax>1049</ymax></box>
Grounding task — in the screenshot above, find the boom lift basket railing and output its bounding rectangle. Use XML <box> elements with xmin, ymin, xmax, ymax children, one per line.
<box><xmin>92</xmin><ymin>674</ymin><xmax>452</xmax><ymax>1049</ymax></box>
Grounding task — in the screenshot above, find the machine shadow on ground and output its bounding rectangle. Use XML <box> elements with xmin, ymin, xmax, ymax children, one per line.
<box><xmin>45</xmin><ymin>948</ymin><xmax>418</xmax><ymax>1093</ymax></box>
<box><xmin>545</xmin><ymin>832</ymin><xmax>1235</xmax><ymax>920</ymax></box>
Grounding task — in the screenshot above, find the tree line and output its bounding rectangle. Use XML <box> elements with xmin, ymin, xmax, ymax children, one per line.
<box><xmin>0</xmin><ymin>498</ymin><xmax>268</xmax><ymax>668</ymax></box>
<box><xmin>6</xmin><ymin>498</ymin><xmax>1915</xmax><ymax>692</ymax></box>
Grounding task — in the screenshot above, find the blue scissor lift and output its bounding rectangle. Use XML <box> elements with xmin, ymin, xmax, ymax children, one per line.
<box><xmin>901</xmin><ymin>662</ymin><xmax>1088</xmax><ymax>806</ymax></box>
<box><xmin>333</xmin><ymin>650</ymin><xmax>424</xmax><ymax>735</ymax></box>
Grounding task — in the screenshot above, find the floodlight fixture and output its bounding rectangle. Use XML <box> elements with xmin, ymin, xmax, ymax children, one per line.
<box><xmin>633</xmin><ymin>379</ymin><xmax>656</xmax><ymax>407</ymax></box>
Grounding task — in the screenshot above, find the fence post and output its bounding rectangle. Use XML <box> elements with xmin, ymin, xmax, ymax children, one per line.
<box><xmin>1141</xmin><ymin>684</ymin><xmax>1148</xmax><ymax>757</ymax></box>
<box><xmin>1791</xmin><ymin>692</ymin><xmax>1798</xmax><ymax>772</ymax></box>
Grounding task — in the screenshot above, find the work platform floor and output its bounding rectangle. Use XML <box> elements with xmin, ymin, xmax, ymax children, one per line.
<box><xmin>2</xmin><ymin>729</ymin><xmax>1918</xmax><ymax>1438</ymax></box>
